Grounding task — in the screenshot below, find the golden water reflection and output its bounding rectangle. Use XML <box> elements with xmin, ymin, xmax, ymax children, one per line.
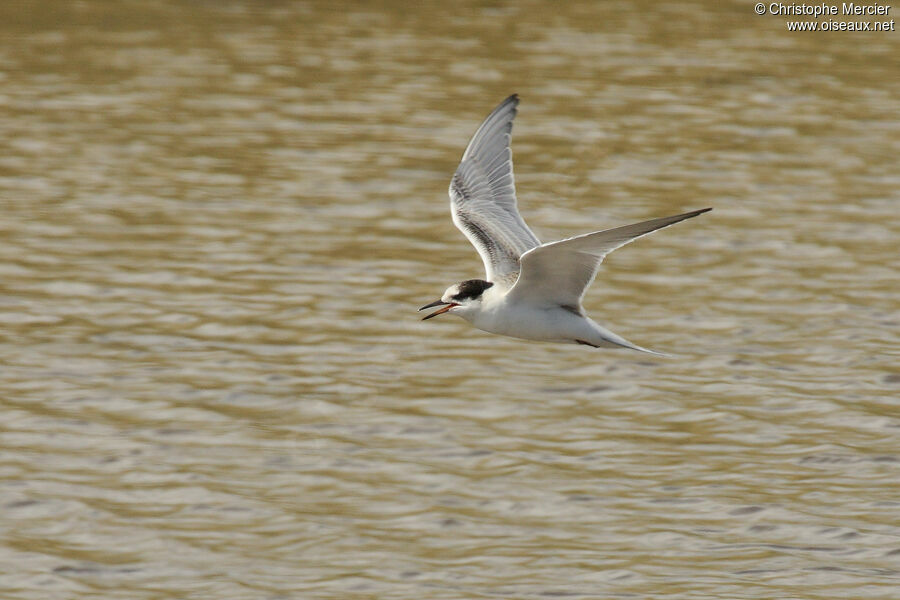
<box><xmin>0</xmin><ymin>1</ymin><xmax>898</xmax><ymax>598</ymax></box>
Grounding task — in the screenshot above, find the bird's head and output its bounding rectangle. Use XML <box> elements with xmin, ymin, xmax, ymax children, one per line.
<box><xmin>419</xmin><ymin>279</ymin><xmax>494</xmax><ymax>321</ymax></box>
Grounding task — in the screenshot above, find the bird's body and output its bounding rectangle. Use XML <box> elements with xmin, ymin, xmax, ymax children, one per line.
<box><xmin>420</xmin><ymin>94</ymin><xmax>711</xmax><ymax>354</ymax></box>
<box><xmin>454</xmin><ymin>284</ymin><xmax>636</xmax><ymax>349</ymax></box>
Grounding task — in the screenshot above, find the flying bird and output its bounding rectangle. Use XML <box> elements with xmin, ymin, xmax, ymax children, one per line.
<box><xmin>420</xmin><ymin>94</ymin><xmax>710</xmax><ymax>354</ymax></box>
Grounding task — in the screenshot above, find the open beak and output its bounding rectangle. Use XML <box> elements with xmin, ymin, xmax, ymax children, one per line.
<box><xmin>419</xmin><ymin>300</ymin><xmax>458</xmax><ymax>321</ymax></box>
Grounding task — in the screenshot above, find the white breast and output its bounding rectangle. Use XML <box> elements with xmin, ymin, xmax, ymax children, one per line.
<box><xmin>466</xmin><ymin>294</ymin><xmax>593</xmax><ymax>343</ymax></box>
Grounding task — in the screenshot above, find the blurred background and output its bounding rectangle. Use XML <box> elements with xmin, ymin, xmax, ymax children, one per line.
<box><xmin>0</xmin><ymin>1</ymin><xmax>897</xmax><ymax>598</ymax></box>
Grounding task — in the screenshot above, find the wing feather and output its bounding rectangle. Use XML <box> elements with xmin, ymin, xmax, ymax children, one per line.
<box><xmin>449</xmin><ymin>94</ymin><xmax>540</xmax><ymax>287</ymax></box>
<box><xmin>507</xmin><ymin>208</ymin><xmax>712</xmax><ymax>307</ymax></box>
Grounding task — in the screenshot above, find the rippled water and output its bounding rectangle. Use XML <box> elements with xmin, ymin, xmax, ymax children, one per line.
<box><xmin>1</xmin><ymin>1</ymin><xmax>898</xmax><ymax>598</ymax></box>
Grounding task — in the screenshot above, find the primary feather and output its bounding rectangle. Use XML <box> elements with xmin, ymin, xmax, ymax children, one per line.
<box><xmin>506</xmin><ymin>208</ymin><xmax>712</xmax><ymax>309</ymax></box>
<box><xmin>449</xmin><ymin>94</ymin><xmax>540</xmax><ymax>288</ymax></box>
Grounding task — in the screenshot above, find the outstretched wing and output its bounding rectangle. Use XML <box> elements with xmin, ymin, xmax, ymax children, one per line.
<box><xmin>449</xmin><ymin>94</ymin><xmax>540</xmax><ymax>288</ymax></box>
<box><xmin>506</xmin><ymin>208</ymin><xmax>712</xmax><ymax>308</ymax></box>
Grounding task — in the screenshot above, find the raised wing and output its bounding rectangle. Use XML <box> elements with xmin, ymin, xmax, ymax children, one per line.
<box><xmin>449</xmin><ymin>94</ymin><xmax>540</xmax><ymax>288</ymax></box>
<box><xmin>506</xmin><ymin>208</ymin><xmax>711</xmax><ymax>308</ymax></box>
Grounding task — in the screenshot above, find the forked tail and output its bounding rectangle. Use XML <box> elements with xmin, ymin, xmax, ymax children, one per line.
<box><xmin>576</xmin><ymin>321</ymin><xmax>671</xmax><ymax>357</ymax></box>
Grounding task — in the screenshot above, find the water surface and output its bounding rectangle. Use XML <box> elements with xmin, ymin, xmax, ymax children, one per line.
<box><xmin>0</xmin><ymin>1</ymin><xmax>898</xmax><ymax>598</ymax></box>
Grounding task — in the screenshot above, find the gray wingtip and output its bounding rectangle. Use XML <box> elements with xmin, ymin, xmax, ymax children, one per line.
<box><xmin>661</xmin><ymin>207</ymin><xmax>713</xmax><ymax>229</ymax></box>
<box><xmin>685</xmin><ymin>207</ymin><xmax>713</xmax><ymax>218</ymax></box>
<box><xmin>495</xmin><ymin>94</ymin><xmax>520</xmax><ymax>119</ymax></box>
<box><xmin>499</xmin><ymin>93</ymin><xmax>519</xmax><ymax>121</ymax></box>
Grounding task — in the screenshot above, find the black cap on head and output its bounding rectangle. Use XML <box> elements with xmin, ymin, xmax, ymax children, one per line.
<box><xmin>451</xmin><ymin>279</ymin><xmax>493</xmax><ymax>302</ymax></box>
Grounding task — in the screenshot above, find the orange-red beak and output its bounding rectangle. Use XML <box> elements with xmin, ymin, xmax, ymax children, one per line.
<box><xmin>419</xmin><ymin>300</ymin><xmax>459</xmax><ymax>320</ymax></box>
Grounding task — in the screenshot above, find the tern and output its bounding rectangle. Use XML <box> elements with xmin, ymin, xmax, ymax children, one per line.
<box><xmin>419</xmin><ymin>94</ymin><xmax>710</xmax><ymax>354</ymax></box>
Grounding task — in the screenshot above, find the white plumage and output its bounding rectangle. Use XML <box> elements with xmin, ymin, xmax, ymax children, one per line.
<box><xmin>421</xmin><ymin>94</ymin><xmax>711</xmax><ymax>354</ymax></box>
